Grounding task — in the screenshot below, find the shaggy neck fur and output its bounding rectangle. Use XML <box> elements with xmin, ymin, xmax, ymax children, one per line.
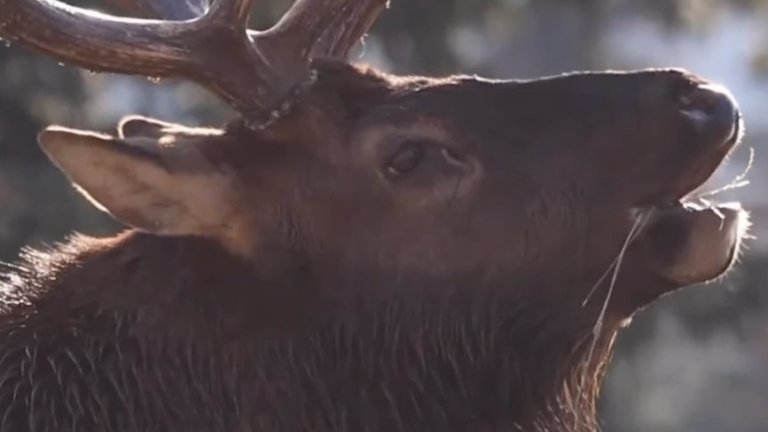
<box><xmin>0</xmin><ymin>232</ymin><xmax>613</xmax><ymax>432</ymax></box>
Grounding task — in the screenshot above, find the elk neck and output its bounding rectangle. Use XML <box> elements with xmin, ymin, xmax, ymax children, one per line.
<box><xmin>0</xmin><ymin>231</ymin><xmax>612</xmax><ymax>431</ymax></box>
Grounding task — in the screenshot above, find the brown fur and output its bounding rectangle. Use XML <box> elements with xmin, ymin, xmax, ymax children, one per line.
<box><xmin>0</xmin><ymin>61</ymin><xmax>744</xmax><ymax>431</ymax></box>
<box><xmin>0</xmin><ymin>233</ymin><xmax>612</xmax><ymax>432</ymax></box>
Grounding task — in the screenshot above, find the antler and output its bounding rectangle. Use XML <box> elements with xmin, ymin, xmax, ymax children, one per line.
<box><xmin>0</xmin><ymin>0</ymin><xmax>388</xmax><ymax>123</ymax></box>
<box><xmin>108</xmin><ymin>0</ymin><xmax>209</xmax><ymax>20</ymax></box>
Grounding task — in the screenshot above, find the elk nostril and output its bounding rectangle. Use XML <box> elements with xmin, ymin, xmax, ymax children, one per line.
<box><xmin>679</xmin><ymin>83</ymin><xmax>739</xmax><ymax>144</ymax></box>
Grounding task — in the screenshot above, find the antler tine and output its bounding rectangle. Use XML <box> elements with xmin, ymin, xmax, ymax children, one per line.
<box><xmin>206</xmin><ymin>0</ymin><xmax>252</xmax><ymax>28</ymax></box>
<box><xmin>253</xmin><ymin>0</ymin><xmax>388</xmax><ymax>87</ymax></box>
<box><xmin>266</xmin><ymin>0</ymin><xmax>389</xmax><ymax>59</ymax></box>
<box><xmin>108</xmin><ymin>0</ymin><xmax>210</xmax><ymax>20</ymax></box>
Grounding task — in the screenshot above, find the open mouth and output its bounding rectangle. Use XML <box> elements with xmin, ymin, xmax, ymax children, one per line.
<box><xmin>645</xmin><ymin>198</ymin><xmax>749</xmax><ymax>286</ymax></box>
<box><xmin>639</xmin><ymin>87</ymin><xmax>750</xmax><ymax>286</ymax></box>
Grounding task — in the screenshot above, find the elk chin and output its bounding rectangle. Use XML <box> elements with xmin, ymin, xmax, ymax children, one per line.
<box><xmin>640</xmin><ymin>200</ymin><xmax>749</xmax><ymax>287</ymax></box>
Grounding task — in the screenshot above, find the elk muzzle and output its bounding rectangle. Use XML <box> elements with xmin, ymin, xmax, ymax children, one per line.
<box><xmin>637</xmin><ymin>78</ymin><xmax>747</xmax><ymax>288</ymax></box>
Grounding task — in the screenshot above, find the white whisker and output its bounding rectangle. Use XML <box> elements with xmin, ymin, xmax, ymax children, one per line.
<box><xmin>575</xmin><ymin>209</ymin><xmax>652</xmax><ymax>421</ymax></box>
<box><xmin>696</xmin><ymin>146</ymin><xmax>754</xmax><ymax>198</ymax></box>
<box><xmin>582</xmin><ymin>210</ymin><xmax>649</xmax><ymax>307</ymax></box>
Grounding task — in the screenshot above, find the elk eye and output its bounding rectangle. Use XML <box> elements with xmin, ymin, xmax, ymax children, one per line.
<box><xmin>387</xmin><ymin>142</ymin><xmax>425</xmax><ymax>175</ymax></box>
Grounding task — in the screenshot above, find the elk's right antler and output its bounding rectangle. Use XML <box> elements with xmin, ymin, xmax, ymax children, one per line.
<box><xmin>0</xmin><ymin>0</ymin><xmax>388</xmax><ymax>124</ymax></box>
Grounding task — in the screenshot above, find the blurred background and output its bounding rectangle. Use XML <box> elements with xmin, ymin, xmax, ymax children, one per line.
<box><xmin>1</xmin><ymin>0</ymin><xmax>767</xmax><ymax>430</ymax></box>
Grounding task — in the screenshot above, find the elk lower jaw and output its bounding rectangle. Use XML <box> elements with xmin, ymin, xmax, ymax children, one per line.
<box><xmin>641</xmin><ymin>198</ymin><xmax>749</xmax><ymax>286</ymax></box>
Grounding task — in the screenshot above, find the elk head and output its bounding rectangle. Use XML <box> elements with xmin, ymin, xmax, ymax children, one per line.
<box><xmin>0</xmin><ymin>0</ymin><xmax>749</xmax><ymax>426</ymax></box>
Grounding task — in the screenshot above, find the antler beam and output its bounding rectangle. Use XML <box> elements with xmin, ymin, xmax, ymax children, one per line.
<box><xmin>0</xmin><ymin>0</ymin><xmax>274</xmax><ymax>118</ymax></box>
<box><xmin>107</xmin><ymin>0</ymin><xmax>210</xmax><ymax>20</ymax></box>
<box><xmin>0</xmin><ymin>0</ymin><xmax>389</xmax><ymax>123</ymax></box>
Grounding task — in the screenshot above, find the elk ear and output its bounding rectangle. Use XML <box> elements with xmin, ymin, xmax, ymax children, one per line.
<box><xmin>38</xmin><ymin>126</ymin><xmax>233</xmax><ymax>237</ymax></box>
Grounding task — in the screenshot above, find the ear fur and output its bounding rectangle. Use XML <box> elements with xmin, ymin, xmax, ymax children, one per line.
<box><xmin>118</xmin><ymin>115</ymin><xmax>176</xmax><ymax>139</ymax></box>
<box><xmin>38</xmin><ymin>126</ymin><xmax>234</xmax><ymax>237</ymax></box>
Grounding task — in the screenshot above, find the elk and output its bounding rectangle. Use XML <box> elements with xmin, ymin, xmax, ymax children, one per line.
<box><xmin>0</xmin><ymin>0</ymin><xmax>750</xmax><ymax>431</ymax></box>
